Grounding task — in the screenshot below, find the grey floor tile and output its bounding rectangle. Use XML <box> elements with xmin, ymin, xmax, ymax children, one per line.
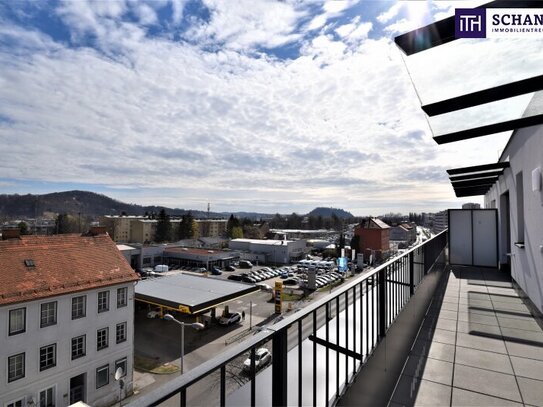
<box><xmin>486</xmin><ymin>287</ymin><xmax>518</xmax><ymax>295</ymax></box>
<box><xmin>456</xmin><ymin>332</ymin><xmax>507</xmax><ymax>354</ymax></box>
<box><xmin>434</xmin><ymin>318</ymin><xmax>458</xmax><ymax>332</ymax></box>
<box><xmin>391</xmin><ymin>374</ymin><xmax>451</xmax><ymax>406</ymax></box>
<box><xmin>500</xmin><ymin>327</ymin><xmax>543</xmax><ymax>342</ymax></box>
<box><xmin>411</xmin><ymin>339</ymin><xmax>455</xmax><ymax>362</ymax></box>
<box><xmin>455</xmin><ymin>346</ymin><xmax>514</xmax><ymax>374</ymax></box>
<box><xmin>498</xmin><ymin>316</ymin><xmax>543</xmax><ymax>332</ymax></box>
<box><xmin>439</xmin><ymin>302</ymin><xmax>460</xmax><ymax>312</ymax></box>
<box><xmin>451</xmin><ymin>388</ymin><xmax>523</xmax><ymax>406</ymax></box>
<box><xmin>453</xmin><ymin>364</ymin><xmax>522</xmax><ymax>402</ymax></box>
<box><xmin>489</xmin><ymin>295</ymin><xmax>524</xmax><ymax>304</ymax></box>
<box><xmin>431</xmin><ymin>328</ymin><xmax>457</xmax><ymax>345</ymax></box>
<box><xmin>457</xmin><ymin>311</ymin><xmax>499</xmax><ymax>326</ymax></box>
<box><xmin>456</xmin><ymin>320</ymin><xmax>502</xmax><ymax>336</ymax></box>
<box><xmin>458</xmin><ymin>298</ymin><xmax>493</xmax><ymax>308</ymax></box>
<box><xmin>492</xmin><ymin>308</ymin><xmax>534</xmax><ymax>320</ymax></box>
<box><xmin>516</xmin><ymin>376</ymin><xmax>543</xmax><ymax>406</ymax></box>
<box><xmin>427</xmin><ymin>309</ymin><xmax>457</xmax><ymax>321</ymax></box>
<box><xmin>403</xmin><ymin>355</ymin><xmax>454</xmax><ymax>386</ymax></box>
<box><xmin>504</xmin><ymin>340</ymin><xmax>543</xmax><ymax>361</ymax></box>
<box><xmin>509</xmin><ymin>355</ymin><xmax>543</xmax><ymax>381</ymax></box>
<box><xmin>492</xmin><ymin>301</ymin><xmax>531</xmax><ymax>313</ymax></box>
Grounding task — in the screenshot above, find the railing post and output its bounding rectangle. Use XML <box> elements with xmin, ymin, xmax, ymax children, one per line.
<box><xmin>409</xmin><ymin>252</ymin><xmax>414</xmax><ymax>296</ymax></box>
<box><xmin>378</xmin><ymin>267</ymin><xmax>387</xmax><ymax>338</ymax></box>
<box><xmin>272</xmin><ymin>327</ymin><xmax>288</xmax><ymax>407</ymax></box>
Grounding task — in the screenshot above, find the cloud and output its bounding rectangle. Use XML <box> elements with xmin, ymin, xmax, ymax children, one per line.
<box><xmin>306</xmin><ymin>0</ymin><xmax>359</xmax><ymax>31</ymax></box>
<box><xmin>0</xmin><ymin>0</ymin><xmax>532</xmax><ymax>215</ymax></box>
<box><xmin>377</xmin><ymin>2</ymin><xmax>403</xmax><ymax>24</ymax></box>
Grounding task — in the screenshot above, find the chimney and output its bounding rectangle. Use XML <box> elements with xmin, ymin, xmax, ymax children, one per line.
<box><xmin>2</xmin><ymin>228</ymin><xmax>21</xmax><ymax>240</ymax></box>
<box><xmin>87</xmin><ymin>226</ymin><xmax>107</xmax><ymax>236</ymax></box>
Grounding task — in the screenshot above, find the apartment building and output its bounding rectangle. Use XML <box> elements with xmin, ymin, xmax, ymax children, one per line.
<box><xmin>0</xmin><ymin>228</ymin><xmax>138</xmax><ymax>407</ymax></box>
<box><xmin>432</xmin><ymin>210</ymin><xmax>448</xmax><ymax>234</ymax></box>
<box><xmin>195</xmin><ymin>219</ymin><xmax>227</xmax><ymax>238</ymax></box>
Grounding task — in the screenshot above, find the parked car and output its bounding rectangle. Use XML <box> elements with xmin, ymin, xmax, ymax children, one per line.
<box><xmin>228</xmin><ymin>275</ymin><xmax>243</xmax><ymax>281</ymax></box>
<box><xmin>239</xmin><ymin>260</ymin><xmax>253</xmax><ymax>268</ymax></box>
<box><xmin>147</xmin><ymin>308</ymin><xmax>161</xmax><ymax>318</ymax></box>
<box><xmin>256</xmin><ymin>283</ymin><xmax>273</xmax><ymax>292</ymax></box>
<box><xmin>226</xmin><ymin>265</ymin><xmax>236</xmax><ymax>271</ymax></box>
<box><xmin>243</xmin><ymin>348</ymin><xmax>272</xmax><ymax>371</ymax></box>
<box><xmin>211</xmin><ymin>267</ymin><xmax>222</xmax><ymax>275</ymax></box>
<box><xmin>283</xmin><ymin>278</ymin><xmax>299</xmax><ymax>286</ymax></box>
<box><xmin>219</xmin><ymin>312</ymin><xmax>242</xmax><ymax>326</ymax></box>
<box><xmin>242</xmin><ymin>276</ymin><xmax>257</xmax><ymax>283</ymax></box>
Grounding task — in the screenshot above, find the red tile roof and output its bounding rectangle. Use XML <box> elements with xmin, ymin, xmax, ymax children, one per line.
<box><xmin>0</xmin><ymin>234</ymin><xmax>139</xmax><ymax>306</ymax></box>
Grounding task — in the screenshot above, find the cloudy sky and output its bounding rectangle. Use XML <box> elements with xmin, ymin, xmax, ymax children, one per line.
<box><xmin>0</xmin><ymin>0</ymin><xmax>539</xmax><ymax>215</ymax></box>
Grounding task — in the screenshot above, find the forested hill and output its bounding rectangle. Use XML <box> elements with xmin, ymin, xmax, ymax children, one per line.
<box><xmin>307</xmin><ymin>207</ymin><xmax>354</xmax><ymax>219</ymax></box>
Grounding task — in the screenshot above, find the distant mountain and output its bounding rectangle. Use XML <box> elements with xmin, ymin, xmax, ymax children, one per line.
<box><xmin>307</xmin><ymin>207</ymin><xmax>353</xmax><ymax>219</ymax></box>
<box><xmin>0</xmin><ymin>190</ymin><xmax>274</xmax><ymax>220</ymax></box>
<box><xmin>0</xmin><ymin>191</ymin><xmax>214</xmax><ymax>218</ymax></box>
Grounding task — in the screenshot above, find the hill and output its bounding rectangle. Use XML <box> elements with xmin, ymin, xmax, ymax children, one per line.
<box><xmin>307</xmin><ymin>207</ymin><xmax>353</xmax><ymax>219</ymax></box>
<box><xmin>0</xmin><ymin>191</ymin><xmax>272</xmax><ymax>220</ymax></box>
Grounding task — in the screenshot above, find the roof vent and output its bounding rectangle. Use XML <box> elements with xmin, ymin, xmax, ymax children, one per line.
<box><xmin>24</xmin><ymin>259</ymin><xmax>35</xmax><ymax>268</ymax></box>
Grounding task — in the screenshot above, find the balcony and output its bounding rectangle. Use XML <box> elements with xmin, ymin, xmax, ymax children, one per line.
<box><xmin>126</xmin><ymin>228</ymin><xmax>543</xmax><ymax>406</ymax></box>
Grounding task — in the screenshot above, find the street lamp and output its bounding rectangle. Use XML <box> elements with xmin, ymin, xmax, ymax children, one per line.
<box><xmin>163</xmin><ymin>314</ymin><xmax>204</xmax><ymax>374</ymax></box>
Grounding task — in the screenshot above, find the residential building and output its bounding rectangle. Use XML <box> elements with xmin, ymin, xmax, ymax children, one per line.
<box><xmin>0</xmin><ymin>228</ymin><xmax>138</xmax><ymax>407</ymax></box>
<box><xmin>130</xmin><ymin>219</ymin><xmax>156</xmax><ymax>243</ymax></box>
<box><xmin>229</xmin><ymin>238</ymin><xmax>307</xmax><ymax>264</ymax></box>
<box><xmin>432</xmin><ymin>210</ymin><xmax>448</xmax><ymax>233</ymax></box>
<box><xmin>389</xmin><ymin>222</ymin><xmax>416</xmax><ymax>245</ymax></box>
<box><xmin>353</xmin><ymin>218</ymin><xmax>390</xmax><ymax>262</ymax></box>
<box><xmin>100</xmin><ymin>215</ymin><xmax>135</xmax><ymax>243</ymax></box>
<box><xmin>195</xmin><ymin>219</ymin><xmax>227</xmax><ymax>238</ymax></box>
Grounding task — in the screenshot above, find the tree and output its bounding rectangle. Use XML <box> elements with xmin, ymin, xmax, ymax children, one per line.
<box><xmin>155</xmin><ymin>209</ymin><xmax>172</xmax><ymax>242</ymax></box>
<box><xmin>227</xmin><ymin>214</ymin><xmax>241</xmax><ymax>238</ymax></box>
<box><xmin>286</xmin><ymin>213</ymin><xmax>302</xmax><ymax>229</ymax></box>
<box><xmin>54</xmin><ymin>213</ymin><xmax>78</xmax><ymax>234</ymax></box>
<box><xmin>231</xmin><ymin>226</ymin><xmax>244</xmax><ymax>239</ymax></box>
<box><xmin>350</xmin><ymin>235</ymin><xmax>360</xmax><ymax>253</ymax></box>
<box><xmin>336</xmin><ymin>233</ymin><xmax>346</xmax><ymax>257</ymax></box>
<box><xmin>18</xmin><ymin>221</ymin><xmax>29</xmax><ymax>235</ymax></box>
<box><xmin>178</xmin><ymin>211</ymin><xmax>195</xmax><ymax>239</ymax></box>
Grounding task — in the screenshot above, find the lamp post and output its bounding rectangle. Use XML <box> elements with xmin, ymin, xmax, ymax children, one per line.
<box><xmin>163</xmin><ymin>314</ymin><xmax>204</xmax><ymax>374</ymax></box>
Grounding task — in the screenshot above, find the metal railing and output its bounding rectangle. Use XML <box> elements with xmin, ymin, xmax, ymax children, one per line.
<box><xmin>128</xmin><ymin>231</ymin><xmax>447</xmax><ymax>407</ymax></box>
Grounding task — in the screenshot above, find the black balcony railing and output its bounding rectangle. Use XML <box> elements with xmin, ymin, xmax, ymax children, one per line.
<box><xmin>127</xmin><ymin>231</ymin><xmax>447</xmax><ymax>407</ymax></box>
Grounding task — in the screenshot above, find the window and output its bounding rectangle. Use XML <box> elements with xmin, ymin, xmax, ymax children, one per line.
<box><xmin>143</xmin><ymin>257</ymin><xmax>151</xmax><ymax>265</ymax></box>
<box><xmin>115</xmin><ymin>357</ymin><xmax>127</xmax><ymax>378</ymax></box>
<box><xmin>7</xmin><ymin>353</ymin><xmax>24</xmax><ymax>382</ymax></box>
<box><xmin>96</xmin><ymin>364</ymin><xmax>109</xmax><ymax>389</ymax></box>
<box><xmin>9</xmin><ymin>308</ymin><xmax>26</xmax><ymax>335</ymax></box>
<box><xmin>98</xmin><ymin>291</ymin><xmax>109</xmax><ymax>313</ymax></box>
<box><xmin>40</xmin><ymin>302</ymin><xmax>57</xmax><ymax>328</ymax></box>
<box><xmin>40</xmin><ymin>344</ymin><xmax>56</xmax><ymax>371</ymax></box>
<box><xmin>39</xmin><ymin>386</ymin><xmax>55</xmax><ymax>407</ymax></box>
<box><xmin>116</xmin><ymin>322</ymin><xmax>127</xmax><ymax>344</ymax></box>
<box><xmin>97</xmin><ymin>327</ymin><xmax>109</xmax><ymax>350</ymax></box>
<box><xmin>117</xmin><ymin>287</ymin><xmax>128</xmax><ymax>308</ymax></box>
<box><xmin>71</xmin><ymin>335</ymin><xmax>86</xmax><ymax>360</ymax></box>
<box><xmin>72</xmin><ymin>295</ymin><xmax>86</xmax><ymax>319</ymax></box>
<box><xmin>6</xmin><ymin>398</ymin><xmax>24</xmax><ymax>407</ymax></box>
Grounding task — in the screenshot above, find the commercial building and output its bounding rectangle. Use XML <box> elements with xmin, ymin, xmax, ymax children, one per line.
<box><xmin>353</xmin><ymin>218</ymin><xmax>390</xmax><ymax>262</ymax></box>
<box><xmin>0</xmin><ymin>228</ymin><xmax>139</xmax><ymax>407</ymax></box>
<box><xmin>163</xmin><ymin>247</ymin><xmax>239</xmax><ymax>270</ymax></box>
<box><xmin>229</xmin><ymin>238</ymin><xmax>307</xmax><ymax>265</ymax></box>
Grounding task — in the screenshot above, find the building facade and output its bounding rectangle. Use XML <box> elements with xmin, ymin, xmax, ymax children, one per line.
<box><xmin>354</xmin><ymin>218</ymin><xmax>390</xmax><ymax>262</ymax></box>
<box><xmin>229</xmin><ymin>238</ymin><xmax>307</xmax><ymax>265</ymax></box>
<box><xmin>485</xmin><ymin>115</ymin><xmax>543</xmax><ymax>314</ymax></box>
<box><xmin>0</xmin><ymin>229</ymin><xmax>138</xmax><ymax>407</ymax></box>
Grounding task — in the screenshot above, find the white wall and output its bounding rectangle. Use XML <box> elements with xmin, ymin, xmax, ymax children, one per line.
<box><xmin>485</xmin><ymin>125</ymin><xmax>543</xmax><ymax>313</ymax></box>
<box><xmin>0</xmin><ymin>283</ymin><xmax>135</xmax><ymax>407</ymax></box>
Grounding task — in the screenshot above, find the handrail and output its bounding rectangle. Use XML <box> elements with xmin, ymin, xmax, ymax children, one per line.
<box><xmin>127</xmin><ymin>230</ymin><xmax>447</xmax><ymax>406</ymax></box>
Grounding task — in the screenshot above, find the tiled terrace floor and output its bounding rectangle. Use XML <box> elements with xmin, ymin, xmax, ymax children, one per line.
<box><xmin>390</xmin><ymin>266</ymin><xmax>543</xmax><ymax>407</ymax></box>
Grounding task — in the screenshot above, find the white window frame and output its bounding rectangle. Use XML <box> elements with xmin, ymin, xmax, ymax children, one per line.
<box><xmin>8</xmin><ymin>307</ymin><xmax>26</xmax><ymax>336</ymax></box>
<box><xmin>115</xmin><ymin>357</ymin><xmax>127</xmax><ymax>378</ymax></box>
<box><xmin>39</xmin><ymin>343</ymin><xmax>56</xmax><ymax>371</ymax></box>
<box><xmin>40</xmin><ymin>301</ymin><xmax>57</xmax><ymax>328</ymax></box>
<box><xmin>96</xmin><ymin>364</ymin><xmax>109</xmax><ymax>389</ymax></box>
<box><xmin>117</xmin><ymin>287</ymin><xmax>128</xmax><ymax>308</ymax></box>
<box><xmin>5</xmin><ymin>396</ymin><xmax>25</xmax><ymax>407</ymax></box>
<box><xmin>116</xmin><ymin>322</ymin><xmax>127</xmax><ymax>344</ymax></box>
<box><xmin>7</xmin><ymin>352</ymin><xmax>25</xmax><ymax>382</ymax></box>
<box><xmin>71</xmin><ymin>295</ymin><xmax>86</xmax><ymax>320</ymax></box>
<box><xmin>97</xmin><ymin>291</ymin><xmax>109</xmax><ymax>313</ymax></box>
<box><xmin>71</xmin><ymin>335</ymin><xmax>86</xmax><ymax>360</ymax></box>
<box><xmin>97</xmin><ymin>327</ymin><xmax>109</xmax><ymax>351</ymax></box>
<box><xmin>39</xmin><ymin>384</ymin><xmax>56</xmax><ymax>407</ymax></box>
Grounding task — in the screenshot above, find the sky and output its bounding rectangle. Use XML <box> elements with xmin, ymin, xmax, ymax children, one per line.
<box><xmin>0</xmin><ymin>0</ymin><xmax>540</xmax><ymax>216</ymax></box>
